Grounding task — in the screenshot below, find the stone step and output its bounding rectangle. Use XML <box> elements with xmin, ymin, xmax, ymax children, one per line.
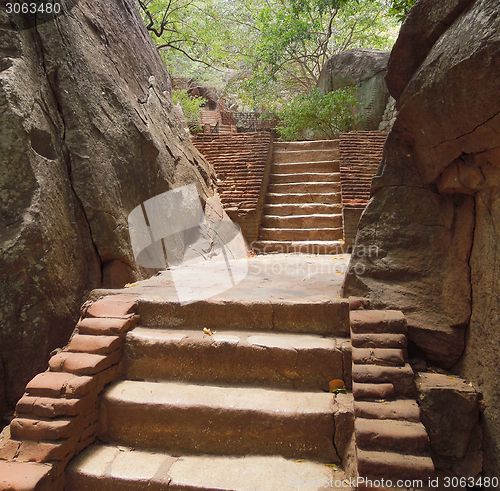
<box><xmin>270</xmin><ymin>172</ymin><xmax>340</xmax><ymax>184</ymax></box>
<box><xmin>351</xmin><ymin>333</ymin><xmax>408</xmax><ymax>350</ymax></box>
<box><xmin>354</xmin><ymin>400</ymin><xmax>421</xmax><ymax>423</ymax></box>
<box><xmin>259</xmin><ymin>228</ymin><xmax>343</xmax><ymax>242</ymax></box>
<box><xmin>135</xmin><ymin>298</ymin><xmax>350</xmax><ymax>337</ymax></box>
<box><xmin>261</xmin><ymin>214</ymin><xmax>343</xmax><ymax>229</ymax></box>
<box><xmin>67</xmin><ymin>444</ymin><xmax>350</xmax><ymax>491</ymax></box>
<box><xmin>266</xmin><ymin>192</ymin><xmax>341</xmax><ymax>205</ymax></box>
<box><xmin>356</xmin><ymin>449</ymin><xmax>435</xmax><ymax>481</ymax></box>
<box><xmin>123</xmin><ymin>327</ymin><xmax>348</xmax><ymax>391</ymax></box>
<box><xmin>273</xmin><ymin>140</ymin><xmax>339</xmax><ymax>151</ymax></box>
<box><xmin>355</xmin><ymin>418</ymin><xmax>430</xmax><ymax>455</ymax></box>
<box><xmin>351</xmin><ymin>348</ymin><xmax>406</xmax><ymax>367</ymax></box>
<box><xmin>273</xmin><ymin>160</ymin><xmax>340</xmax><ymax>173</ymax></box>
<box><xmin>263</xmin><ymin>203</ymin><xmax>342</xmax><ymax>216</ymax></box>
<box><xmin>99</xmin><ymin>380</ymin><xmax>339</xmax><ymax>462</ymax></box>
<box><xmin>352</xmin><ymin>382</ymin><xmax>395</xmax><ymax>401</ymax></box>
<box><xmin>352</xmin><ymin>364</ymin><xmax>416</xmax><ymax>398</ymax></box>
<box><xmin>252</xmin><ymin>240</ymin><xmax>347</xmax><ymax>255</ymax></box>
<box><xmin>350</xmin><ymin>311</ymin><xmax>407</xmax><ymax>335</ymax></box>
<box><xmin>268</xmin><ymin>182</ymin><xmax>341</xmax><ymax>194</ymax></box>
<box><xmin>273</xmin><ymin>149</ymin><xmax>338</xmax><ymax>164</ymax></box>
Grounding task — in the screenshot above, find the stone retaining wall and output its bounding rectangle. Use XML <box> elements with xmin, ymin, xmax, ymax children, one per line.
<box><xmin>192</xmin><ymin>133</ymin><xmax>273</xmax><ymax>244</ymax></box>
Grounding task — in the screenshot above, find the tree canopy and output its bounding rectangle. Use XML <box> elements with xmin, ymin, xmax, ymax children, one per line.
<box><xmin>138</xmin><ymin>0</ymin><xmax>402</xmax><ymax>110</ymax></box>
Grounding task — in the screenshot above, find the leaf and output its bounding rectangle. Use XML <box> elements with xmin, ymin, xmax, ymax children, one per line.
<box><xmin>329</xmin><ymin>379</ymin><xmax>346</xmax><ymax>391</ymax></box>
<box><xmin>325</xmin><ymin>464</ymin><xmax>340</xmax><ymax>469</ymax></box>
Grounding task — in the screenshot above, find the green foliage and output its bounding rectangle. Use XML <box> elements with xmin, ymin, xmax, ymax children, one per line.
<box><xmin>273</xmin><ymin>88</ymin><xmax>359</xmax><ymax>141</ymax></box>
<box><xmin>171</xmin><ymin>89</ymin><xmax>205</xmax><ymax>125</ymax></box>
<box><xmin>388</xmin><ymin>0</ymin><xmax>416</xmax><ymax>22</ymax></box>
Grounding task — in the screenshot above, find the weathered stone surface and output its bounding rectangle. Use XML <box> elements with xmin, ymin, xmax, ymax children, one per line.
<box><xmin>0</xmin><ymin>0</ymin><xmax>215</xmax><ymax>422</ymax></box>
<box><xmin>318</xmin><ymin>49</ymin><xmax>390</xmax><ymax>130</ymax></box>
<box><xmin>343</xmin><ymin>0</ymin><xmax>500</xmax><ymax>475</ymax></box>
<box><xmin>416</xmin><ymin>373</ymin><xmax>481</xmax><ymax>460</ymax></box>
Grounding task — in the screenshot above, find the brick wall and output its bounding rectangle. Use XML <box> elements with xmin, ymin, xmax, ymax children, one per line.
<box><xmin>192</xmin><ymin>133</ymin><xmax>273</xmax><ymax>244</ymax></box>
<box><xmin>339</xmin><ymin>131</ymin><xmax>387</xmax><ymax>247</ymax></box>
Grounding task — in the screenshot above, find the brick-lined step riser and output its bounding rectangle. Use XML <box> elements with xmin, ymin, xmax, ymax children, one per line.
<box><xmin>261</xmin><ymin>214</ymin><xmax>343</xmax><ymax>229</ymax></box>
<box><xmin>273</xmin><ymin>161</ymin><xmax>340</xmax><ymax>173</ymax></box>
<box><xmin>270</xmin><ymin>172</ymin><xmax>340</xmax><ymax>184</ymax></box>
<box><xmin>266</xmin><ymin>193</ymin><xmax>341</xmax><ymax>205</ymax></box>
<box><xmin>259</xmin><ymin>227</ymin><xmax>343</xmax><ymax>241</ymax></box>
<box><xmin>252</xmin><ymin>241</ymin><xmax>347</xmax><ymax>255</ymax></box>
<box><xmin>0</xmin><ymin>296</ymin><xmax>140</xmax><ymax>491</ymax></box>
<box><xmin>268</xmin><ymin>182</ymin><xmax>341</xmax><ymax>194</ymax></box>
<box><xmin>263</xmin><ymin>203</ymin><xmax>342</xmax><ymax>216</ymax></box>
<box><xmin>273</xmin><ymin>149</ymin><xmax>339</xmax><ymax>164</ymax></box>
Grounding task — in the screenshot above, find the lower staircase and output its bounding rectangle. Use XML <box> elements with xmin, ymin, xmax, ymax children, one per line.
<box><xmin>349</xmin><ymin>306</ymin><xmax>435</xmax><ymax>489</ymax></box>
<box><xmin>254</xmin><ymin>140</ymin><xmax>344</xmax><ymax>255</ymax></box>
<box><xmin>66</xmin><ymin>296</ymin><xmax>355</xmax><ymax>490</ymax></box>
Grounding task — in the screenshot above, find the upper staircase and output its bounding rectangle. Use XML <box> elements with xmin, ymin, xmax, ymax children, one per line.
<box><xmin>253</xmin><ymin>140</ymin><xmax>344</xmax><ymax>255</ymax></box>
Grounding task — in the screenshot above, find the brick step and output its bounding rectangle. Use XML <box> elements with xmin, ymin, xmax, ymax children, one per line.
<box><xmin>355</xmin><ymin>418</ymin><xmax>430</xmax><ymax>455</ymax></box>
<box><xmin>123</xmin><ymin>327</ymin><xmax>349</xmax><ymax>391</ymax></box>
<box><xmin>351</xmin><ymin>348</ymin><xmax>406</xmax><ymax>367</ymax></box>
<box><xmin>273</xmin><ymin>140</ymin><xmax>339</xmax><ymax>151</ymax></box>
<box><xmin>266</xmin><ymin>193</ymin><xmax>341</xmax><ymax>205</ymax></box>
<box><xmin>357</xmin><ymin>449</ymin><xmax>435</xmax><ymax>481</ymax></box>
<box><xmin>352</xmin><ymin>364</ymin><xmax>416</xmax><ymax>398</ymax></box>
<box><xmin>270</xmin><ymin>172</ymin><xmax>340</xmax><ymax>184</ymax></box>
<box><xmin>263</xmin><ymin>203</ymin><xmax>342</xmax><ymax>216</ymax></box>
<box><xmin>267</xmin><ymin>182</ymin><xmax>341</xmax><ymax>194</ymax></box>
<box><xmin>134</xmin><ymin>298</ymin><xmax>350</xmax><ymax>337</ymax></box>
<box><xmin>273</xmin><ymin>160</ymin><xmax>340</xmax><ymax>173</ymax></box>
<box><xmin>350</xmin><ymin>311</ymin><xmax>407</xmax><ymax>335</ymax></box>
<box><xmin>252</xmin><ymin>240</ymin><xmax>347</xmax><ymax>255</ymax></box>
<box><xmin>273</xmin><ymin>149</ymin><xmax>338</xmax><ymax>164</ymax></box>
<box><xmin>67</xmin><ymin>444</ymin><xmax>349</xmax><ymax>491</ymax></box>
<box><xmin>352</xmin><ymin>382</ymin><xmax>396</xmax><ymax>401</ymax></box>
<box><xmin>351</xmin><ymin>333</ymin><xmax>408</xmax><ymax>349</ymax></box>
<box><xmin>259</xmin><ymin>227</ymin><xmax>343</xmax><ymax>242</ymax></box>
<box><xmin>261</xmin><ymin>214</ymin><xmax>343</xmax><ymax>229</ymax></box>
<box><xmin>354</xmin><ymin>400</ymin><xmax>421</xmax><ymax>422</ymax></box>
<box><xmin>98</xmin><ymin>380</ymin><xmax>339</xmax><ymax>462</ymax></box>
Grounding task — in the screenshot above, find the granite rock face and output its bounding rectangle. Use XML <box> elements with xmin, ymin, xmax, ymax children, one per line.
<box><xmin>343</xmin><ymin>0</ymin><xmax>500</xmax><ymax>476</ymax></box>
<box><xmin>317</xmin><ymin>49</ymin><xmax>390</xmax><ymax>130</ymax></box>
<box><xmin>0</xmin><ymin>1</ymin><xmax>214</xmax><ymax>419</ymax></box>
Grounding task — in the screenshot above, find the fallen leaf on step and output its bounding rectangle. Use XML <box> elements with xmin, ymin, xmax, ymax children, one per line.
<box><xmin>124</xmin><ymin>283</ymin><xmax>138</xmax><ymax>288</ymax></box>
<box><xmin>295</xmin><ymin>459</ymin><xmax>305</xmax><ymax>463</ymax></box>
<box><xmin>203</xmin><ymin>328</ymin><xmax>213</xmax><ymax>336</ymax></box>
<box><xmin>325</xmin><ymin>464</ymin><xmax>340</xmax><ymax>469</ymax></box>
<box><xmin>329</xmin><ymin>379</ymin><xmax>345</xmax><ymax>391</ymax></box>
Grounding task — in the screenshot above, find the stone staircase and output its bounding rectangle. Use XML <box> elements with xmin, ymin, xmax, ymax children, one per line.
<box><xmin>349</xmin><ymin>307</ymin><xmax>435</xmax><ymax>488</ymax></box>
<box><xmin>253</xmin><ymin>140</ymin><xmax>344</xmax><ymax>254</ymax></box>
<box><xmin>66</xmin><ymin>295</ymin><xmax>355</xmax><ymax>490</ymax></box>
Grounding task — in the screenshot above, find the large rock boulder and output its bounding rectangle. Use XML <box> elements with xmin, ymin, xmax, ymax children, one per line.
<box><xmin>0</xmin><ymin>1</ymin><xmax>215</xmax><ymax>421</ymax></box>
<box><xmin>317</xmin><ymin>49</ymin><xmax>390</xmax><ymax>130</ymax></box>
<box><xmin>343</xmin><ymin>0</ymin><xmax>500</xmax><ymax>476</ymax></box>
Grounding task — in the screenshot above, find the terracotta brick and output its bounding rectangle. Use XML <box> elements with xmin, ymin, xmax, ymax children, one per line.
<box><xmin>351</xmin><ymin>333</ymin><xmax>408</xmax><ymax>349</ymax></box>
<box><xmin>350</xmin><ymin>310</ymin><xmax>407</xmax><ymax>335</ymax></box>
<box><xmin>95</xmin><ymin>363</ymin><xmax>122</xmax><ymax>392</ymax></box>
<box><xmin>66</xmin><ymin>334</ymin><xmax>121</xmax><ymax>355</ymax></box>
<box><xmin>348</xmin><ymin>297</ymin><xmax>370</xmax><ymax>310</ymax></box>
<box><xmin>353</xmin><ymin>382</ymin><xmax>395</xmax><ymax>401</ymax></box>
<box><xmin>83</xmin><ymin>410</ymin><xmax>99</xmax><ymax>429</ymax></box>
<box><xmin>48</xmin><ymin>350</ymin><xmax>121</xmax><ymax>376</ymax></box>
<box><xmin>352</xmin><ymin>364</ymin><xmax>415</xmax><ymax>397</ymax></box>
<box><xmin>352</xmin><ymin>348</ymin><xmax>406</xmax><ymax>367</ymax></box>
<box><xmin>25</xmin><ymin>372</ymin><xmax>96</xmax><ymax>399</ymax></box>
<box><xmin>16</xmin><ymin>392</ymin><xmax>98</xmax><ymax>419</ymax></box>
<box><xmin>85</xmin><ymin>297</ymin><xmax>138</xmax><ymax>318</ymax></box>
<box><xmin>0</xmin><ymin>439</ymin><xmax>21</xmax><ymax>460</ymax></box>
<box><xmin>79</xmin><ymin>421</ymin><xmax>97</xmax><ymax>442</ymax></box>
<box><xmin>75</xmin><ymin>435</ymin><xmax>96</xmax><ymax>455</ymax></box>
<box><xmin>10</xmin><ymin>417</ymin><xmax>82</xmax><ymax>442</ymax></box>
<box><xmin>77</xmin><ymin>315</ymin><xmax>138</xmax><ymax>335</ymax></box>
<box><xmin>15</xmin><ymin>438</ymin><xmax>76</xmax><ymax>464</ymax></box>
<box><xmin>0</xmin><ymin>461</ymin><xmax>53</xmax><ymax>490</ymax></box>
